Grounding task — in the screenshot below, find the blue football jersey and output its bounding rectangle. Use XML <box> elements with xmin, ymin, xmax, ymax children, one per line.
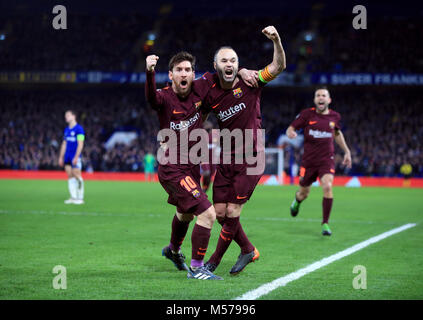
<box><xmin>64</xmin><ymin>123</ymin><xmax>85</xmax><ymax>158</ymax></box>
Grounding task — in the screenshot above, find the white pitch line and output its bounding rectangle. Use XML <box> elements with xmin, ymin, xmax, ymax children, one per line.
<box><xmin>236</xmin><ymin>223</ymin><xmax>417</xmax><ymax>300</ymax></box>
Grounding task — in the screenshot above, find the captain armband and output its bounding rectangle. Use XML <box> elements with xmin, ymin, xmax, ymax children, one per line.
<box><xmin>258</xmin><ymin>65</ymin><xmax>277</xmax><ymax>83</ymax></box>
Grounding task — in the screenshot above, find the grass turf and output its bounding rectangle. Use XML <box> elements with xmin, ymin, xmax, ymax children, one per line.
<box><xmin>0</xmin><ymin>179</ymin><xmax>422</xmax><ymax>299</ymax></box>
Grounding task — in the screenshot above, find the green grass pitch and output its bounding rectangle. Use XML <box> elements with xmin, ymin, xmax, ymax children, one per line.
<box><xmin>0</xmin><ymin>179</ymin><xmax>422</xmax><ymax>300</ymax></box>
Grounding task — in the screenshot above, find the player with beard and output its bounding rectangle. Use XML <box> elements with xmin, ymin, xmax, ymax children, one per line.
<box><xmin>145</xmin><ymin>52</ymin><xmax>258</xmax><ymax>280</ymax></box>
<box><xmin>203</xmin><ymin>26</ymin><xmax>286</xmax><ymax>275</ymax></box>
<box><xmin>286</xmin><ymin>86</ymin><xmax>352</xmax><ymax>236</ymax></box>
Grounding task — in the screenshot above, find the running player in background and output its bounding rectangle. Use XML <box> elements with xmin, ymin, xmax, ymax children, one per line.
<box><xmin>200</xmin><ymin>121</ymin><xmax>219</xmax><ymax>193</ymax></box>
<box><xmin>58</xmin><ymin>110</ymin><xmax>85</xmax><ymax>205</ymax></box>
<box><xmin>203</xmin><ymin>26</ymin><xmax>286</xmax><ymax>275</ymax></box>
<box><xmin>145</xmin><ymin>52</ymin><xmax>258</xmax><ymax>280</ymax></box>
<box><xmin>286</xmin><ymin>86</ymin><xmax>352</xmax><ymax>236</ymax></box>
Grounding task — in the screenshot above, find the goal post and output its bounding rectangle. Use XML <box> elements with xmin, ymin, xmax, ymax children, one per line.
<box><xmin>264</xmin><ymin>147</ymin><xmax>284</xmax><ymax>185</ymax></box>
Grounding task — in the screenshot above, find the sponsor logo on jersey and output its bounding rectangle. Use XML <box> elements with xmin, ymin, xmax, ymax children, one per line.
<box><xmin>216</xmin><ymin>103</ymin><xmax>246</xmax><ymax>122</ymax></box>
<box><xmin>309</xmin><ymin>129</ymin><xmax>332</xmax><ymax>138</ymax></box>
<box><xmin>309</xmin><ymin>121</ymin><xmax>317</xmax><ymax>125</ymax></box>
<box><xmin>170</xmin><ymin>112</ymin><xmax>200</xmax><ymax>130</ymax></box>
<box><xmin>233</xmin><ymin>87</ymin><xmax>243</xmax><ymax>98</ymax></box>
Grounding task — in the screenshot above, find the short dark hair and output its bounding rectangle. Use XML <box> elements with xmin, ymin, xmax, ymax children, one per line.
<box><xmin>65</xmin><ymin>109</ymin><xmax>77</xmax><ymax>117</ymax></box>
<box><xmin>315</xmin><ymin>85</ymin><xmax>329</xmax><ymax>93</ymax></box>
<box><xmin>168</xmin><ymin>51</ymin><xmax>196</xmax><ymax>71</ymax></box>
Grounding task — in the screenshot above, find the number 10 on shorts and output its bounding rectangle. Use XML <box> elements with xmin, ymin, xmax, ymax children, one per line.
<box><xmin>180</xmin><ymin>176</ymin><xmax>197</xmax><ymax>192</ymax></box>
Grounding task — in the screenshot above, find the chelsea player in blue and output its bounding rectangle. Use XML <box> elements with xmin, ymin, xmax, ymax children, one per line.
<box><xmin>58</xmin><ymin>110</ymin><xmax>85</xmax><ymax>204</ymax></box>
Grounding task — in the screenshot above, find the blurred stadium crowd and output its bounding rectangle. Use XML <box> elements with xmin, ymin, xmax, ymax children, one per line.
<box><xmin>0</xmin><ymin>11</ymin><xmax>422</xmax><ymax>177</ymax></box>
<box><xmin>0</xmin><ymin>14</ymin><xmax>422</xmax><ymax>73</ymax></box>
<box><xmin>1</xmin><ymin>87</ymin><xmax>422</xmax><ymax>177</ymax></box>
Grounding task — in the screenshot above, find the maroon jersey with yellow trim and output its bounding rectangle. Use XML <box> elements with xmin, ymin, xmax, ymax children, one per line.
<box><xmin>290</xmin><ymin>107</ymin><xmax>341</xmax><ymax>168</ymax></box>
<box><xmin>145</xmin><ymin>71</ymin><xmax>216</xmax><ymax>164</ymax></box>
<box><xmin>204</xmin><ymin>78</ymin><xmax>265</xmax><ymax>156</ymax></box>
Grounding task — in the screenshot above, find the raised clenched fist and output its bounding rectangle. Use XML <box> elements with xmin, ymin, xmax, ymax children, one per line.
<box><xmin>262</xmin><ymin>26</ymin><xmax>280</xmax><ymax>42</ymax></box>
<box><xmin>146</xmin><ymin>55</ymin><xmax>159</xmax><ymax>72</ymax></box>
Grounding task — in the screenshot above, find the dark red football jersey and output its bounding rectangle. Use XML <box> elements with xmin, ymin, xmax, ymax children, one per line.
<box><xmin>204</xmin><ymin>78</ymin><xmax>265</xmax><ymax>157</ymax></box>
<box><xmin>290</xmin><ymin>107</ymin><xmax>341</xmax><ymax>168</ymax></box>
<box><xmin>145</xmin><ymin>71</ymin><xmax>216</xmax><ymax>164</ymax></box>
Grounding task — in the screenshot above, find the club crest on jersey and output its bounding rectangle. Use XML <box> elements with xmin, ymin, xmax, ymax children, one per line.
<box><xmin>329</xmin><ymin>121</ymin><xmax>335</xmax><ymax>129</ymax></box>
<box><xmin>194</xmin><ymin>101</ymin><xmax>202</xmax><ymax>109</ymax></box>
<box><xmin>192</xmin><ymin>189</ymin><xmax>201</xmax><ymax>198</ymax></box>
<box><xmin>232</xmin><ymin>87</ymin><xmax>243</xmax><ymax>98</ymax></box>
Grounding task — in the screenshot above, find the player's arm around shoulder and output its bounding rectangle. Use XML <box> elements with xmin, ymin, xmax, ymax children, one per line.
<box><xmin>193</xmin><ymin>72</ymin><xmax>217</xmax><ymax>99</ymax></box>
<box><xmin>258</xmin><ymin>26</ymin><xmax>286</xmax><ymax>84</ymax></box>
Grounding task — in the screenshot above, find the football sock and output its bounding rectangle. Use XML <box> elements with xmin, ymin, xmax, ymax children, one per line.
<box><xmin>169</xmin><ymin>214</ymin><xmax>190</xmax><ymax>253</ymax></box>
<box><xmin>76</xmin><ymin>177</ymin><xmax>84</xmax><ymax>200</ymax></box>
<box><xmin>295</xmin><ymin>191</ymin><xmax>303</xmax><ymax>203</ymax></box>
<box><xmin>191</xmin><ymin>223</ymin><xmax>211</xmax><ymax>268</ymax></box>
<box><xmin>68</xmin><ymin>178</ymin><xmax>77</xmax><ymax>199</ymax></box>
<box><xmin>216</xmin><ymin>217</ymin><xmax>253</xmax><ymax>254</ymax></box>
<box><xmin>208</xmin><ymin>217</ymin><xmax>239</xmax><ymax>266</ymax></box>
<box><xmin>322</xmin><ymin>197</ymin><xmax>333</xmax><ymax>224</ymax></box>
<box><xmin>236</xmin><ymin>223</ymin><xmax>255</xmax><ymax>254</ymax></box>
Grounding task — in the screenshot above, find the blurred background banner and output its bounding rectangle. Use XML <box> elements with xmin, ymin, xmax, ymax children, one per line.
<box><xmin>2</xmin><ymin>72</ymin><xmax>422</xmax><ymax>85</ymax></box>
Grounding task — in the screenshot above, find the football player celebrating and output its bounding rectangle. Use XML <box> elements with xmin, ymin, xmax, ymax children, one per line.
<box><xmin>286</xmin><ymin>86</ymin><xmax>352</xmax><ymax>236</ymax></box>
<box><xmin>203</xmin><ymin>26</ymin><xmax>286</xmax><ymax>275</ymax></box>
<box><xmin>58</xmin><ymin>110</ymin><xmax>85</xmax><ymax>205</ymax></box>
<box><xmin>145</xmin><ymin>52</ymin><xmax>258</xmax><ymax>280</ymax></box>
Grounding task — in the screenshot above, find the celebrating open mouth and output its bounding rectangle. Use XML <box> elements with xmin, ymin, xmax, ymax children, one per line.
<box><xmin>224</xmin><ymin>69</ymin><xmax>233</xmax><ymax>77</ymax></box>
<box><xmin>180</xmin><ymin>80</ymin><xmax>188</xmax><ymax>88</ymax></box>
